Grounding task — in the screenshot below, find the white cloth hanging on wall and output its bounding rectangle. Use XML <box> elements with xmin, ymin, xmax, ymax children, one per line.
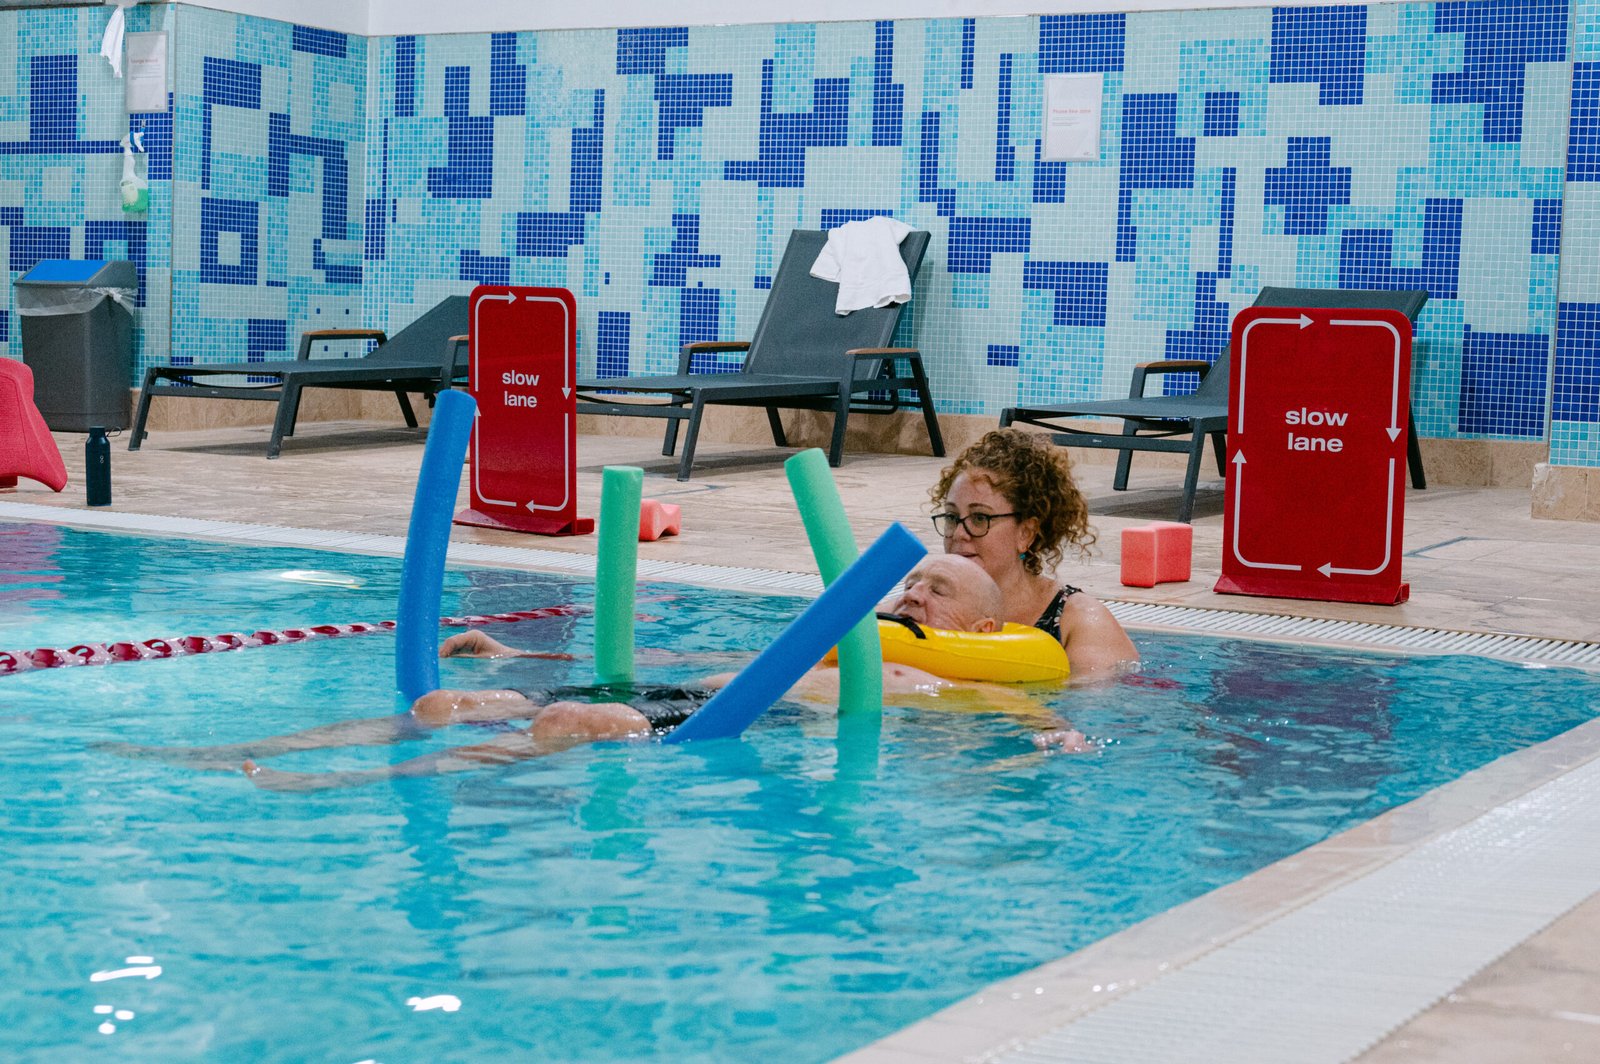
<box><xmin>101</xmin><ymin>6</ymin><xmax>127</xmax><ymax>78</ymax></box>
<box><xmin>809</xmin><ymin>216</ymin><xmax>915</xmax><ymax>316</ymax></box>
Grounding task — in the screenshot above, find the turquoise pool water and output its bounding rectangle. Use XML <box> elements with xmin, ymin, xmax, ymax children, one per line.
<box><xmin>4</xmin><ymin>521</ymin><xmax>1598</xmax><ymax>1062</ymax></box>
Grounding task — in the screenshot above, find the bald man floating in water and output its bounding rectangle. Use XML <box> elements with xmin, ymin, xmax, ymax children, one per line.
<box><xmin>101</xmin><ymin>557</ymin><xmax>1091</xmax><ymax>791</ymax></box>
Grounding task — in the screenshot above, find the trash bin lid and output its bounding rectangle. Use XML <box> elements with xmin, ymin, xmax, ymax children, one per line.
<box><xmin>18</xmin><ymin>260</ymin><xmax>138</xmax><ymax>286</ymax></box>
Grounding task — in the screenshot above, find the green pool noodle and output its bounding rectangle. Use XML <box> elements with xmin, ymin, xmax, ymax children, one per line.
<box><xmin>594</xmin><ymin>466</ymin><xmax>643</xmax><ymax>685</ymax></box>
<box><xmin>784</xmin><ymin>449</ymin><xmax>884</xmax><ymax>717</ymax></box>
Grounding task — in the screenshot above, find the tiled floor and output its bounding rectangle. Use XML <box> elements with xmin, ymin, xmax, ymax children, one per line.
<box><xmin>7</xmin><ymin>418</ymin><xmax>1600</xmax><ymax>1062</ymax></box>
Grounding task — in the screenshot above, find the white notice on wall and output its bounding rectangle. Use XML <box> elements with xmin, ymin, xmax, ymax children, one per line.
<box><xmin>1041</xmin><ymin>74</ymin><xmax>1103</xmax><ymax>162</ymax></box>
<box><xmin>125</xmin><ymin>33</ymin><xmax>168</xmax><ymax>113</ymax></box>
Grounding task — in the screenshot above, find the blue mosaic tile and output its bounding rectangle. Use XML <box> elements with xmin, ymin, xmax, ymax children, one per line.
<box><xmin>1553</xmin><ymin>302</ymin><xmax>1600</xmax><ymax>422</ymax></box>
<box><xmin>1264</xmin><ymin>137</ymin><xmax>1351</xmax><ymax>236</ymax></box>
<box><xmin>1433</xmin><ymin>0</ymin><xmax>1566</xmax><ymax>143</ymax></box>
<box><xmin>1270</xmin><ymin>6</ymin><xmax>1366</xmax><ymax>106</ymax></box>
<box><xmin>1039</xmin><ymin>14</ymin><xmax>1126</xmax><ymax>74</ymax></box>
<box><xmin>1458</xmin><ymin>326</ymin><xmax>1551</xmax><ymax>436</ymax></box>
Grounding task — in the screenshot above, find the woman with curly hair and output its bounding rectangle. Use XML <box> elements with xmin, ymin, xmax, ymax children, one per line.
<box><xmin>929</xmin><ymin>428</ymin><xmax>1138</xmax><ymax>678</ymax></box>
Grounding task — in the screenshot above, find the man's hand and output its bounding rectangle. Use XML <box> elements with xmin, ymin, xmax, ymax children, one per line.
<box><xmin>1032</xmin><ymin>728</ymin><xmax>1094</xmax><ymax>753</ymax></box>
<box><xmin>439</xmin><ymin>629</ymin><xmax>521</xmax><ymax>658</ymax></box>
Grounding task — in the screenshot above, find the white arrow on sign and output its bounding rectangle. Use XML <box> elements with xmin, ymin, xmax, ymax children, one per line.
<box><xmin>471</xmin><ymin>408</ymin><xmax>518</xmax><ymax>507</ymax></box>
<box><xmin>1319</xmin><ymin>458</ymin><xmax>1397</xmax><ymax>577</ymax></box>
<box><xmin>1229</xmin><ymin>452</ymin><xmax>1302</xmax><ymax>571</ymax></box>
<box><xmin>525</xmin><ymin>293</ymin><xmax>573</xmax><ymax>399</ymax></box>
<box><xmin>1236</xmin><ymin>313</ymin><xmax>1313</xmax><ymax>434</ymax></box>
<box><xmin>1330</xmin><ymin>317</ymin><xmax>1405</xmax><ymax>441</ymax></box>
<box><xmin>526</xmin><ymin>414</ymin><xmax>572</xmax><ymax>513</ymax></box>
<box><xmin>471</xmin><ymin>291</ymin><xmax>516</xmax><ymax>393</ymax></box>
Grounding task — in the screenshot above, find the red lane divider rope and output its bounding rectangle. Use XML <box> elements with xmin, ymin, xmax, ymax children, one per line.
<box><xmin>0</xmin><ymin>605</ymin><xmax>584</xmax><ymax>678</ymax></box>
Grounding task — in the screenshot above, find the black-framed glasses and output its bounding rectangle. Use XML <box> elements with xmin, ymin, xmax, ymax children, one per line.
<box><xmin>931</xmin><ymin>511</ymin><xmax>1018</xmax><ymax>538</ymax></box>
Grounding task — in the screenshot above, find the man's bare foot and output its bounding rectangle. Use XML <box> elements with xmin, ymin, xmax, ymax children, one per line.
<box><xmin>241</xmin><ymin>759</ymin><xmax>336</xmax><ymax>793</ymax></box>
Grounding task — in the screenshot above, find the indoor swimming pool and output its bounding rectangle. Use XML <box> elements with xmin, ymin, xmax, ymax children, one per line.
<box><xmin>4</xmin><ymin>520</ymin><xmax>1598</xmax><ymax>1062</ymax></box>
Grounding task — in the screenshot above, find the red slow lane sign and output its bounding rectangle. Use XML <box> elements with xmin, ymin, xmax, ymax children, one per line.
<box><xmin>1214</xmin><ymin>306</ymin><xmax>1412</xmax><ymax>604</ymax></box>
<box><xmin>454</xmin><ymin>286</ymin><xmax>594</xmax><ymax>536</ymax></box>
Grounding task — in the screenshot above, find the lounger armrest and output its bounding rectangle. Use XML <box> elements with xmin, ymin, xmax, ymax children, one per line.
<box><xmin>678</xmin><ymin>340</ymin><xmax>751</xmax><ymax>375</ymax></box>
<box><xmin>296</xmin><ymin>328</ymin><xmax>389</xmax><ymax>361</ymax></box>
<box><xmin>1129</xmin><ymin>359</ymin><xmax>1213</xmax><ymax>398</ymax></box>
<box><xmin>442</xmin><ymin>334</ymin><xmax>470</xmax><ymax>385</ymax></box>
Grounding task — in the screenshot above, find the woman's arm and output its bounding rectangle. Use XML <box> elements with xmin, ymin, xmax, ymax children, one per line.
<box><xmin>1058</xmin><ymin>595</ymin><xmax>1140</xmax><ymax>681</ymax></box>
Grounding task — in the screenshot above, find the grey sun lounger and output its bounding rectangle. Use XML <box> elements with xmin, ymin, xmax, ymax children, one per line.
<box><xmin>1002</xmin><ymin>286</ymin><xmax>1430</xmax><ymax>523</ymax></box>
<box><xmin>129</xmin><ymin>296</ymin><xmax>470</xmax><ymax>458</ymax></box>
<box><xmin>574</xmin><ymin>228</ymin><xmax>944</xmax><ymax>480</ymax></box>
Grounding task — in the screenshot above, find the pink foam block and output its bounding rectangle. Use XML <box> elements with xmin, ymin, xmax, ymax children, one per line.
<box><xmin>1120</xmin><ymin>521</ymin><xmax>1193</xmax><ymax>587</ymax></box>
<box><xmin>639</xmin><ymin>499</ymin><xmax>682</xmax><ymax>541</ymax></box>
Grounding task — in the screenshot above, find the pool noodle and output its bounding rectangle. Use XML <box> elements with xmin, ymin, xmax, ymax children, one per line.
<box><xmin>663</xmin><ymin>523</ymin><xmax>924</xmax><ymax>744</ymax></box>
<box><xmin>594</xmin><ymin>466</ymin><xmax>643</xmax><ymax>685</ymax></box>
<box><xmin>395</xmin><ymin>389</ymin><xmax>477</xmax><ymax>703</ymax></box>
<box><xmin>784</xmin><ymin>449</ymin><xmax>882</xmax><ymax>718</ymax></box>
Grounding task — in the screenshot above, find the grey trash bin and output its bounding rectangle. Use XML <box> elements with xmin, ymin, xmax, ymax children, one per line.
<box><xmin>16</xmin><ymin>259</ymin><xmax>138</xmax><ymax>431</ymax></box>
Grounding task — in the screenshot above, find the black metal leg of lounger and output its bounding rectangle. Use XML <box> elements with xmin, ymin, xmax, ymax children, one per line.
<box><xmin>910</xmin><ymin>356</ymin><xmax>945</xmax><ymax>457</ymax></box>
<box><xmin>268</xmin><ymin>382</ymin><xmax>300</xmax><ymax>459</ymax></box>
<box><xmin>395</xmin><ymin>390</ymin><xmax>418</xmax><ymax>428</ymax></box>
<box><xmin>662</xmin><ymin>397</ymin><xmax>692</xmax><ymax>456</ymax></box>
<box><xmin>827</xmin><ymin>380</ymin><xmax>852</xmax><ymax>467</ymax></box>
<box><xmin>999</xmin><ymin>408</ymin><xmax>1015</xmax><ymax>428</ymax></box>
<box><xmin>1211</xmin><ymin>429</ymin><xmax>1228</xmax><ymax>474</ymax></box>
<box><xmin>128</xmin><ymin>369</ymin><xmax>158</xmax><ymax>450</ymax></box>
<box><xmin>1406</xmin><ymin>412</ymin><xmax>1426</xmax><ymax>489</ymax></box>
<box><xmin>1177</xmin><ymin>426</ymin><xmax>1208</xmax><ymax>524</ymax></box>
<box><xmin>676</xmin><ymin>393</ymin><xmax>707</xmax><ymax>481</ymax></box>
<box><xmin>765</xmin><ymin>406</ymin><xmax>788</xmax><ymax>447</ymax></box>
<box><xmin>1113</xmin><ymin>420</ymin><xmax>1141</xmax><ymax>491</ymax></box>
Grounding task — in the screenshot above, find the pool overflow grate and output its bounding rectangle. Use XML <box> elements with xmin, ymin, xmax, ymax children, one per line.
<box><xmin>1105</xmin><ymin>600</ymin><xmax>1600</xmax><ymax>667</ymax></box>
<box><xmin>988</xmin><ymin>750</ymin><xmax>1600</xmax><ymax>1064</ymax></box>
<box><xmin>3</xmin><ymin>502</ymin><xmax>1597</xmax><ymax>666</ymax></box>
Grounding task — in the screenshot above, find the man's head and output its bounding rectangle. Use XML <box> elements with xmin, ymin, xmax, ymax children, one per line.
<box><xmin>886</xmin><ymin>555</ymin><xmax>1003</xmax><ymax>633</ymax></box>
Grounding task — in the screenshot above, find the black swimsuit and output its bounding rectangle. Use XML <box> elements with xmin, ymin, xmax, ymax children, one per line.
<box><xmin>519</xmin><ymin>683</ymin><xmax>715</xmax><ymax>734</ymax></box>
<box><xmin>1032</xmin><ymin>585</ymin><xmax>1082</xmax><ymax>641</ymax></box>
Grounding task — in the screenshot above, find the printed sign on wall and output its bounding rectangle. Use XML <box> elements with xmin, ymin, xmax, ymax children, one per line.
<box><xmin>1215</xmin><ymin>306</ymin><xmax>1412</xmax><ymax>604</ymax></box>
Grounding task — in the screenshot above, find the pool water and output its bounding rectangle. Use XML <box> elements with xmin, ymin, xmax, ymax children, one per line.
<box><xmin>3</xmin><ymin>522</ymin><xmax>1598</xmax><ymax>1062</ymax></box>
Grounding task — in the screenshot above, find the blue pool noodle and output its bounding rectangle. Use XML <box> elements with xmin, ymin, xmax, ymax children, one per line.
<box><xmin>662</xmin><ymin>522</ymin><xmax>925</xmax><ymax>744</ymax></box>
<box><xmin>395</xmin><ymin>389</ymin><xmax>477</xmax><ymax>703</ymax></box>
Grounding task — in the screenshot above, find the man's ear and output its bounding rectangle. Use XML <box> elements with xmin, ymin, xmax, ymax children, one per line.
<box><xmin>976</xmin><ymin>616</ymin><xmax>999</xmax><ymax>633</ymax></box>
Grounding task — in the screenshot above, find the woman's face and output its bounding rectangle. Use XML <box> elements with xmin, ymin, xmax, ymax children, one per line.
<box><xmin>937</xmin><ymin>471</ymin><xmax>1039</xmax><ymax>582</ymax></box>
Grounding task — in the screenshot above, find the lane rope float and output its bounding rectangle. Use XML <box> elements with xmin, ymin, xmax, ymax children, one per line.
<box><xmin>0</xmin><ymin>606</ymin><xmax>585</xmax><ymax>678</ymax></box>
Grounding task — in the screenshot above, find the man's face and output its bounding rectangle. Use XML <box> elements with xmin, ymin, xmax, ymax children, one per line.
<box><xmin>886</xmin><ymin>556</ymin><xmax>1000</xmax><ymax>633</ymax></box>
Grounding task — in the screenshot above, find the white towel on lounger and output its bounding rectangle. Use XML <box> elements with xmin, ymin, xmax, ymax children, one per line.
<box><xmin>809</xmin><ymin>216</ymin><xmax>915</xmax><ymax>316</ymax></box>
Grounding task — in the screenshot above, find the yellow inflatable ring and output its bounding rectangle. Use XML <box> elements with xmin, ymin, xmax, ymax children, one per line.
<box><xmin>828</xmin><ymin>614</ymin><xmax>1070</xmax><ymax>683</ymax></box>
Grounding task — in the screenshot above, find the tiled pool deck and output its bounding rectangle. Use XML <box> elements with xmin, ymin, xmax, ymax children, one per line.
<box><xmin>6</xmin><ymin>420</ymin><xmax>1599</xmax><ymax>1062</ymax></box>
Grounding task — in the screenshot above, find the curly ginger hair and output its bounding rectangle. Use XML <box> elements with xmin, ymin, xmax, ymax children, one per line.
<box><xmin>929</xmin><ymin>429</ymin><xmax>1096</xmax><ymax>575</ymax></box>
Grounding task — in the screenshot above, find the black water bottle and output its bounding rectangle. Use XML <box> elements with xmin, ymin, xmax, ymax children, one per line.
<box><xmin>86</xmin><ymin>427</ymin><xmax>111</xmax><ymax>507</ymax></box>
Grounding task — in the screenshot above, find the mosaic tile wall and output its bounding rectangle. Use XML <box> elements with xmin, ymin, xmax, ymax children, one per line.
<box><xmin>4</xmin><ymin>3</ymin><xmax>1599</xmax><ymax>470</ymax></box>
<box><xmin>170</xmin><ymin>7</ymin><xmax>366</xmax><ymax>373</ymax></box>
<box><xmin>1556</xmin><ymin>0</ymin><xmax>1600</xmax><ymax>464</ymax></box>
<box><xmin>366</xmin><ymin>6</ymin><xmax>1587</xmax><ymax>464</ymax></box>
<box><xmin>0</xmin><ymin>4</ymin><xmax>174</xmax><ymax>379</ymax></box>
